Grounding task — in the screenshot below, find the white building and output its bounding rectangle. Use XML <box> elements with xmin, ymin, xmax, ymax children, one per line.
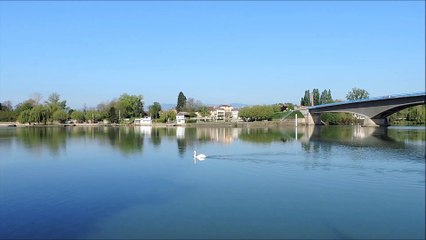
<box><xmin>134</xmin><ymin>117</ymin><xmax>152</xmax><ymax>125</ymax></box>
<box><xmin>219</xmin><ymin>105</ymin><xmax>233</xmax><ymax>113</ymax></box>
<box><xmin>215</xmin><ymin>109</ymin><xmax>225</xmax><ymax>121</ymax></box>
<box><xmin>231</xmin><ymin>110</ymin><xmax>239</xmax><ymax>121</ymax></box>
<box><xmin>176</xmin><ymin>113</ymin><xmax>186</xmax><ymax>125</ymax></box>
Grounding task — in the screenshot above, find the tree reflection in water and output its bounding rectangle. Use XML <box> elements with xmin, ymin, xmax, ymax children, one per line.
<box><xmin>15</xmin><ymin>127</ymin><xmax>67</xmax><ymax>155</ymax></box>
<box><xmin>2</xmin><ymin>125</ymin><xmax>424</xmax><ymax>156</ymax></box>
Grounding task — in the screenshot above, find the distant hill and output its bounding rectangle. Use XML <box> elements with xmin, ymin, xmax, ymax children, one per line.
<box><xmin>204</xmin><ymin>103</ymin><xmax>249</xmax><ymax>108</ymax></box>
<box><xmin>160</xmin><ymin>104</ymin><xmax>176</xmax><ymax>111</ymax></box>
<box><xmin>229</xmin><ymin>103</ymin><xmax>248</xmax><ymax>109</ymax></box>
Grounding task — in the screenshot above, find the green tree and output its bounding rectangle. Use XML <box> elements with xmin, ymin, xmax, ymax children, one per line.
<box><xmin>85</xmin><ymin>110</ymin><xmax>103</xmax><ymax>123</ymax></box>
<box><xmin>320</xmin><ymin>90</ymin><xmax>327</xmax><ymax>104</ymax></box>
<box><xmin>321</xmin><ymin>112</ymin><xmax>355</xmax><ymax>125</ymax></box>
<box><xmin>0</xmin><ymin>111</ymin><xmax>17</xmax><ymax>122</ymax></box>
<box><xmin>15</xmin><ymin>99</ymin><xmax>39</xmax><ymax>124</ymax></box>
<box><xmin>320</xmin><ymin>89</ymin><xmax>333</xmax><ymax>104</ymax></box>
<box><xmin>15</xmin><ymin>99</ymin><xmax>36</xmax><ymax>113</ymax></box>
<box><xmin>319</xmin><ymin>98</ymin><xmax>358</xmax><ymax>125</ymax></box>
<box><xmin>239</xmin><ymin>105</ymin><xmax>275</xmax><ymax>122</ymax></box>
<box><xmin>47</xmin><ymin>93</ymin><xmax>67</xmax><ymax>110</ymax></box>
<box><xmin>414</xmin><ymin>105</ymin><xmax>425</xmax><ymax>124</ymax></box>
<box><xmin>71</xmin><ymin>110</ymin><xmax>85</xmax><ymax>123</ymax></box>
<box><xmin>107</xmin><ymin>106</ymin><xmax>118</xmax><ymax>123</ymax></box>
<box><xmin>346</xmin><ymin>88</ymin><xmax>369</xmax><ymax>100</ymax></box>
<box><xmin>116</xmin><ymin>94</ymin><xmax>144</xmax><ymax>118</ymax></box>
<box><xmin>389</xmin><ymin>105</ymin><xmax>426</xmax><ymax>125</ymax></box>
<box><xmin>312</xmin><ymin>89</ymin><xmax>320</xmax><ymax>106</ymax></box>
<box><xmin>29</xmin><ymin>105</ymin><xmax>48</xmax><ymax>124</ymax></box>
<box><xmin>148</xmin><ymin>102</ymin><xmax>162</xmax><ymax>119</ymax></box>
<box><xmin>405</xmin><ymin>105</ymin><xmax>425</xmax><ymax>124</ymax></box>
<box><xmin>272</xmin><ymin>104</ymin><xmax>282</xmax><ymax>113</ymax></box>
<box><xmin>45</xmin><ymin>93</ymin><xmax>67</xmax><ymax>123</ymax></box>
<box><xmin>327</xmin><ymin>89</ymin><xmax>333</xmax><ymax>103</ymax></box>
<box><xmin>18</xmin><ymin>110</ymin><xmax>31</xmax><ymax>124</ymax></box>
<box><xmin>52</xmin><ymin>110</ymin><xmax>68</xmax><ymax>123</ymax></box>
<box><xmin>158</xmin><ymin>109</ymin><xmax>177</xmax><ymax>123</ymax></box>
<box><xmin>198</xmin><ymin>106</ymin><xmax>211</xmax><ymax>118</ymax></box>
<box><xmin>176</xmin><ymin>91</ymin><xmax>187</xmax><ymax>112</ymax></box>
<box><xmin>301</xmin><ymin>90</ymin><xmax>311</xmax><ymax>106</ymax></box>
<box><xmin>96</xmin><ymin>100</ymin><xmax>117</xmax><ymax>122</ymax></box>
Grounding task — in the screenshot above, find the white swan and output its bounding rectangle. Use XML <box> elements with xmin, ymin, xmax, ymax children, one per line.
<box><xmin>193</xmin><ymin>150</ymin><xmax>206</xmax><ymax>161</ymax></box>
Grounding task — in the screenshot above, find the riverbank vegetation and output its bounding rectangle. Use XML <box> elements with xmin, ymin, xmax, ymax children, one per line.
<box><xmin>388</xmin><ymin>105</ymin><xmax>425</xmax><ymax>125</ymax></box>
<box><xmin>238</xmin><ymin>103</ymin><xmax>299</xmax><ymax>122</ymax></box>
<box><xmin>0</xmin><ymin>88</ymin><xmax>424</xmax><ymax>126</ymax></box>
<box><xmin>0</xmin><ymin>93</ymin><xmax>144</xmax><ymax>125</ymax></box>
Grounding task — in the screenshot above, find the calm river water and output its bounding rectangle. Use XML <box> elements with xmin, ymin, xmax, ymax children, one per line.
<box><xmin>0</xmin><ymin>125</ymin><xmax>424</xmax><ymax>239</ymax></box>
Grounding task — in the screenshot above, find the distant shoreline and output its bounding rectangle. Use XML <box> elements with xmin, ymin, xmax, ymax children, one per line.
<box><xmin>0</xmin><ymin>120</ymin><xmax>300</xmax><ymax>128</ymax></box>
<box><xmin>1</xmin><ymin>121</ymin><xmax>423</xmax><ymax>128</ymax></box>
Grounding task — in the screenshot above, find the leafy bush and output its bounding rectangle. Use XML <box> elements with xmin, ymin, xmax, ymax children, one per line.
<box><xmin>53</xmin><ymin>110</ymin><xmax>68</xmax><ymax>123</ymax></box>
<box><xmin>71</xmin><ymin>110</ymin><xmax>85</xmax><ymax>123</ymax></box>
<box><xmin>0</xmin><ymin>111</ymin><xmax>18</xmax><ymax>122</ymax></box>
<box><xmin>158</xmin><ymin>110</ymin><xmax>176</xmax><ymax>123</ymax></box>
<box><xmin>321</xmin><ymin>112</ymin><xmax>355</xmax><ymax>125</ymax></box>
<box><xmin>239</xmin><ymin>105</ymin><xmax>275</xmax><ymax>122</ymax></box>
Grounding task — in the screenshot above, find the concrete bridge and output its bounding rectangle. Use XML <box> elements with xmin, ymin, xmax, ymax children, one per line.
<box><xmin>299</xmin><ymin>92</ymin><xmax>426</xmax><ymax>127</ymax></box>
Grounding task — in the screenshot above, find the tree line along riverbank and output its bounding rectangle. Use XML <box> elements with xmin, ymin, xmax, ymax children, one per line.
<box><xmin>1</xmin><ymin>90</ymin><xmax>425</xmax><ymax>126</ymax></box>
<box><xmin>0</xmin><ymin>119</ymin><xmax>301</xmax><ymax>128</ymax></box>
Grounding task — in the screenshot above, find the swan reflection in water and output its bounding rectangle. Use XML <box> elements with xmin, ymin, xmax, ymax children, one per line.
<box><xmin>193</xmin><ymin>150</ymin><xmax>206</xmax><ymax>164</ymax></box>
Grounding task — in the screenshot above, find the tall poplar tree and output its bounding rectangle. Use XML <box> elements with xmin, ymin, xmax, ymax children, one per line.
<box><xmin>312</xmin><ymin>89</ymin><xmax>320</xmax><ymax>106</ymax></box>
<box><xmin>176</xmin><ymin>91</ymin><xmax>187</xmax><ymax>112</ymax></box>
<box><xmin>320</xmin><ymin>89</ymin><xmax>333</xmax><ymax>104</ymax></box>
<box><xmin>301</xmin><ymin>90</ymin><xmax>311</xmax><ymax>106</ymax></box>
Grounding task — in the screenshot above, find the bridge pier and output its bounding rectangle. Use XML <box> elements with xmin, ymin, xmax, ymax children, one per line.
<box><xmin>311</xmin><ymin>113</ymin><xmax>322</xmax><ymax>125</ymax></box>
<box><xmin>299</xmin><ymin>108</ymin><xmax>322</xmax><ymax>125</ymax></box>
<box><xmin>363</xmin><ymin>118</ymin><xmax>389</xmax><ymax>127</ymax></box>
<box><xmin>305</xmin><ymin>112</ymin><xmax>322</xmax><ymax>125</ymax></box>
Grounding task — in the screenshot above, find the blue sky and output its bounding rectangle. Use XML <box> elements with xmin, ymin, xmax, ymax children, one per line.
<box><xmin>0</xmin><ymin>1</ymin><xmax>424</xmax><ymax>109</ymax></box>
